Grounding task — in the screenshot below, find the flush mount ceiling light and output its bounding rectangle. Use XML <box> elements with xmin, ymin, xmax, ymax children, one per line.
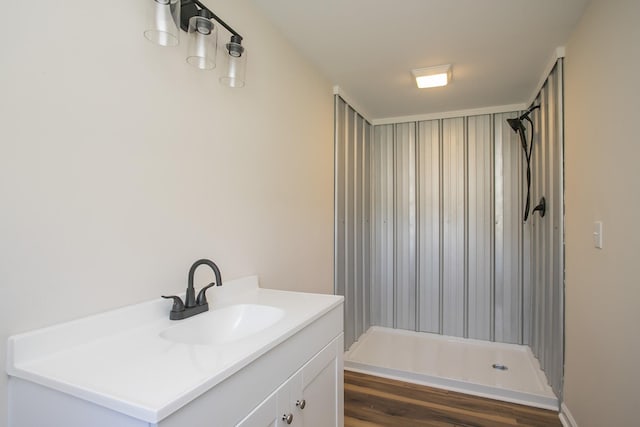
<box><xmin>412</xmin><ymin>64</ymin><xmax>452</xmax><ymax>89</ymax></box>
<box><xmin>144</xmin><ymin>0</ymin><xmax>247</xmax><ymax>88</ymax></box>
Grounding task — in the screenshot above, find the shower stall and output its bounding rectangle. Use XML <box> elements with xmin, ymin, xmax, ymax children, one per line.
<box><xmin>335</xmin><ymin>61</ymin><xmax>564</xmax><ymax>408</ymax></box>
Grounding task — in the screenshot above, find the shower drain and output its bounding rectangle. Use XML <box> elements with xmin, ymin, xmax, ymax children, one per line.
<box><xmin>492</xmin><ymin>363</ymin><xmax>508</xmax><ymax>371</ymax></box>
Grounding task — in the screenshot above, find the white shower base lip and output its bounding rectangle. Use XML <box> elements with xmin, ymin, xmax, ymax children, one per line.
<box><xmin>344</xmin><ymin>327</ymin><xmax>558</xmax><ymax>411</ymax></box>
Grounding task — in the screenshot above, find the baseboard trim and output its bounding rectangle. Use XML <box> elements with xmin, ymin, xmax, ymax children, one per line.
<box><xmin>559</xmin><ymin>402</ymin><xmax>578</xmax><ymax>427</ymax></box>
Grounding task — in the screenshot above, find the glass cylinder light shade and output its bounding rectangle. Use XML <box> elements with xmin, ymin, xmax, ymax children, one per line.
<box><xmin>186</xmin><ymin>16</ymin><xmax>217</xmax><ymax>70</ymax></box>
<box><xmin>219</xmin><ymin>39</ymin><xmax>247</xmax><ymax>88</ymax></box>
<box><xmin>144</xmin><ymin>0</ymin><xmax>181</xmax><ymax>47</ymax></box>
<box><xmin>144</xmin><ymin>0</ymin><xmax>180</xmax><ymax>46</ymax></box>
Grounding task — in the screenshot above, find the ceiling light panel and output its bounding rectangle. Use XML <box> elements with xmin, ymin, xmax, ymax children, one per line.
<box><xmin>412</xmin><ymin>64</ymin><xmax>452</xmax><ymax>89</ymax></box>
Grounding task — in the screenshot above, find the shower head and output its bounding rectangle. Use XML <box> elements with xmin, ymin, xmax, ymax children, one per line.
<box><xmin>506</xmin><ymin>104</ymin><xmax>540</xmax><ymax>134</ymax></box>
<box><xmin>507</xmin><ymin>117</ymin><xmax>524</xmax><ymax>133</ymax></box>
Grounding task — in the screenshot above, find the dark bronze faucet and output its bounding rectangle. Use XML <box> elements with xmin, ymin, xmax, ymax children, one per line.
<box><xmin>162</xmin><ymin>259</ymin><xmax>223</xmax><ymax>320</ymax></box>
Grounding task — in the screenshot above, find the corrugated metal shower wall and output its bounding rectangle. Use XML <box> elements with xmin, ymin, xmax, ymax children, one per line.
<box><xmin>368</xmin><ymin>114</ymin><xmax>528</xmax><ymax>343</ymax></box>
<box><xmin>529</xmin><ymin>60</ymin><xmax>564</xmax><ymax>398</ymax></box>
<box><xmin>334</xmin><ymin>97</ymin><xmax>527</xmax><ymax>347</ymax></box>
<box><xmin>335</xmin><ymin>59</ymin><xmax>564</xmax><ymax>396</ymax></box>
<box><xmin>335</xmin><ymin>97</ymin><xmax>372</xmax><ymax>349</ymax></box>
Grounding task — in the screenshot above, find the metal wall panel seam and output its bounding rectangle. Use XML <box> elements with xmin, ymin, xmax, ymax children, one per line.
<box><xmin>358</xmin><ymin>115</ymin><xmax>365</xmax><ymax>339</ymax></box>
<box><xmin>380</xmin><ymin>124</ymin><xmax>384</xmax><ymax>327</ymax></box>
<box><xmin>337</xmin><ymin>99</ymin><xmax>350</xmax><ymax>346</ymax></box>
<box><xmin>487</xmin><ymin>115</ymin><xmax>495</xmax><ymax>341</ymax></box>
<box><xmin>358</xmin><ymin>115</ymin><xmax>362</xmax><ymax>337</ymax></box>
<box><xmin>551</xmin><ymin>60</ymin><xmax>561</xmax><ymax>394</ymax></box>
<box><xmin>347</xmin><ymin>103</ymin><xmax>354</xmax><ymax>347</ymax></box>
<box><xmin>494</xmin><ymin>114</ymin><xmax>504</xmax><ymax>343</ymax></box>
<box><xmin>539</xmin><ymin>86</ymin><xmax>549</xmax><ymax>365</ymax></box>
<box><xmin>364</xmin><ymin>121</ymin><xmax>372</xmax><ymax>333</ymax></box>
<box><xmin>557</xmin><ymin>58</ymin><xmax>566</xmax><ymax>399</ymax></box>
<box><xmin>364</xmin><ymin>120</ymin><xmax>369</xmax><ymax>334</ymax></box>
<box><xmin>410</xmin><ymin>123</ymin><xmax>418</xmax><ymax>331</ymax></box>
<box><xmin>386</xmin><ymin>126</ymin><xmax>395</xmax><ymax>326</ymax></box>
<box><xmin>373</xmin><ymin>126</ymin><xmax>380</xmax><ymax>327</ymax></box>
<box><xmin>415</xmin><ymin>121</ymin><xmax>421</xmax><ymax>332</ymax></box>
<box><xmin>335</xmin><ymin>98</ymin><xmax>347</xmax><ymax>346</ymax></box>
<box><xmin>520</xmin><ymin>217</ymin><xmax>524</xmax><ymax>340</ymax></box>
<box><xmin>547</xmin><ymin>68</ymin><xmax>557</xmax><ymax>390</ymax></box>
<box><xmin>527</xmin><ymin>104</ymin><xmax>536</xmax><ymax>350</ymax></box>
<box><xmin>492</xmin><ymin>114</ymin><xmax>502</xmax><ymax>342</ymax></box>
<box><xmin>554</xmin><ymin>63</ymin><xmax>564</xmax><ymax>395</ymax></box>
<box><xmin>517</xmin><ymin>109</ymin><xmax>525</xmax><ymax>345</ymax></box>
<box><xmin>463</xmin><ymin>116</ymin><xmax>470</xmax><ymax>339</ymax></box>
<box><xmin>370</xmin><ymin>127</ymin><xmax>377</xmax><ymax>327</ymax></box>
<box><xmin>522</xmin><ymin>105</ymin><xmax>532</xmax><ymax>345</ymax></box>
<box><xmin>520</xmin><ymin>109</ymin><xmax>527</xmax><ymax>343</ymax></box>
<box><xmin>545</xmin><ymin>80</ymin><xmax>553</xmax><ymax>369</ymax></box>
<box><xmin>395</xmin><ymin>123</ymin><xmax>402</xmax><ymax>329</ymax></box>
<box><xmin>490</xmin><ymin>115</ymin><xmax>496</xmax><ymax>342</ymax></box>
<box><xmin>546</xmin><ymin>72</ymin><xmax>556</xmax><ymax>377</ymax></box>
<box><xmin>438</xmin><ymin>119</ymin><xmax>445</xmax><ymax>335</ymax></box>
<box><xmin>373</xmin><ymin>126</ymin><xmax>382</xmax><ymax>327</ymax></box>
<box><xmin>345</xmin><ymin>106</ymin><xmax>355</xmax><ymax>349</ymax></box>
<box><xmin>545</xmin><ymin>80</ymin><xmax>551</xmax><ymax>355</ymax></box>
<box><xmin>542</xmin><ymin>79</ymin><xmax>552</xmax><ymax>373</ymax></box>
<box><xmin>533</xmin><ymin>91</ymin><xmax>543</xmax><ymax>357</ymax></box>
<box><xmin>392</xmin><ymin>124</ymin><xmax>398</xmax><ymax>329</ymax></box>
<box><xmin>353</xmin><ymin>112</ymin><xmax>358</xmax><ymax>339</ymax></box>
<box><xmin>333</xmin><ymin>95</ymin><xmax>340</xmax><ymax>297</ymax></box>
<box><xmin>547</xmin><ymin>69</ymin><xmax>559</xmax><ymax>388</ymax></box>
<box><xmin>372</xmin><ymin>125</ymin><xmax>381</xmax><ymax>327</ymax></box>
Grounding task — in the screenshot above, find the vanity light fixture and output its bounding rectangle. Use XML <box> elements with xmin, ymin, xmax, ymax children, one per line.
<box><xmin>412</xmin><ymin>64</ymin><xmax>452</xmax><ymax>89</ymax></box>
<box><xmin>144</xmin><ymin>0</ymin><xmax>247</xmax><ymax>87</ymax></box>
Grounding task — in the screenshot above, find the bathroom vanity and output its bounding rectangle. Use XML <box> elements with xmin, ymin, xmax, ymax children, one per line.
<box><xmin>7</xmin><ymin>276</ymin><xmax>344</xmax><ymax>427</ymax></box>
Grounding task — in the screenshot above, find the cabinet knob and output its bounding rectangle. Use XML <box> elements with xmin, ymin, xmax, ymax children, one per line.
<box><xmin>296</xmin><ymin>399</ymin><xmax>306</xmax><ymax>410</ymax></box>
<box><xmin>282</xmin><ymin>413</ymin><xmax>294</xmax><ymax>424</ymax></box>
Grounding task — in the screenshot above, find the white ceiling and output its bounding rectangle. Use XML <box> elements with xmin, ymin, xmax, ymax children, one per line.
<box><xmin>249</xmin><ymin>0</ymin><xmax>589</xmax><ymax>120</ymax></box>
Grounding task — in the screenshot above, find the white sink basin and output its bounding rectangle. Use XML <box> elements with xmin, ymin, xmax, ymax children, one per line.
<box><xmin>160</xmin><ymin>304</ymin><xmax>285</xmax><ymax>345</ymax></box>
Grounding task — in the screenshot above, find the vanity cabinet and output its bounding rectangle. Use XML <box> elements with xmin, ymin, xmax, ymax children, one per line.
<box><xmin>237</xmin><ymin>335</ymin><xmax>343</xmax><ymax>427</ymax></box>
<box><xmin>8</xmin><ymin>278</ymin><xmax>344</xmax><ymax>427</ymax></box>
<box><xmin>9</xmin><ymin>332</ymin><xmax>344</xmax><ymax>427</ymax></box>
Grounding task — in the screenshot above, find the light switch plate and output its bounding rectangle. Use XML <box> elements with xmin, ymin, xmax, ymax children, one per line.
<box><xmin>593</xmin><ymin>221</ymin><xmax>603</xmax><ymax>249</ymax></box>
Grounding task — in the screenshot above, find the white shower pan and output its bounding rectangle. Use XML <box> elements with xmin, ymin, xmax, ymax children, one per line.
<box><xmin>344</xmin><ymin>326</ymin><xmax>558</xmax><ymax>410</ymax></box>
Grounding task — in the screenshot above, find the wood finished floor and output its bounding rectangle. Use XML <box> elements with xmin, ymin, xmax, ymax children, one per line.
<box><xmin>344</xmin><ymin>370</ymin><xmax>562</xmax><ymax>427</ymax></box>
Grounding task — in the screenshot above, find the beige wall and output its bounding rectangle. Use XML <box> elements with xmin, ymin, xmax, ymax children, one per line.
<box><xmin>564</xmin><ymin>0</ymin><xmax>640</xmax><ymax>425</ymax></box>
<box><xmin>0</xmin><ymin>0</ymin><xmax>334</xmax><ymax>422</ymax></box>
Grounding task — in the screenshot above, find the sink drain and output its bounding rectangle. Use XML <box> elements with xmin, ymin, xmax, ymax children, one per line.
<box><xmin>492</xmin><ymin>363</ymin><xmax>508</xmax><ymax>371</ymax></box>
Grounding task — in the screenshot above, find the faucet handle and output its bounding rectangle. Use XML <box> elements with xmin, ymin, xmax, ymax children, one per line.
<box><xmin>196</xmin><ymin>282</ymin><xmax>216</xmax><ymax>306</ymax></box>
<box><xmin>162</xmin><ymin>295</ymin><xmax>185</xmax><ymax>312</ymax></box>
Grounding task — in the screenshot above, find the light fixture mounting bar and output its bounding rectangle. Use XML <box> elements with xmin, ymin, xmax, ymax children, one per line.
<box><xmin>181</xmin><ymin>0</ymin><xmax>243</xmax><ymax>41</ymax></box>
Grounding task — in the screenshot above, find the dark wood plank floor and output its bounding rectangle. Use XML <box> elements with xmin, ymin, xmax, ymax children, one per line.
<box><xmin>344</xmin><ymin>370</ymin><xmax>562</xmax><ymax>427</ymax></box>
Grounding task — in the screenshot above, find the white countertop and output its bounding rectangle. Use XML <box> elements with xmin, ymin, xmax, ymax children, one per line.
<box><xmin>6</xmin><ymin>276</ymin><xmax>343</xmax><ymax>423</ymax></box>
